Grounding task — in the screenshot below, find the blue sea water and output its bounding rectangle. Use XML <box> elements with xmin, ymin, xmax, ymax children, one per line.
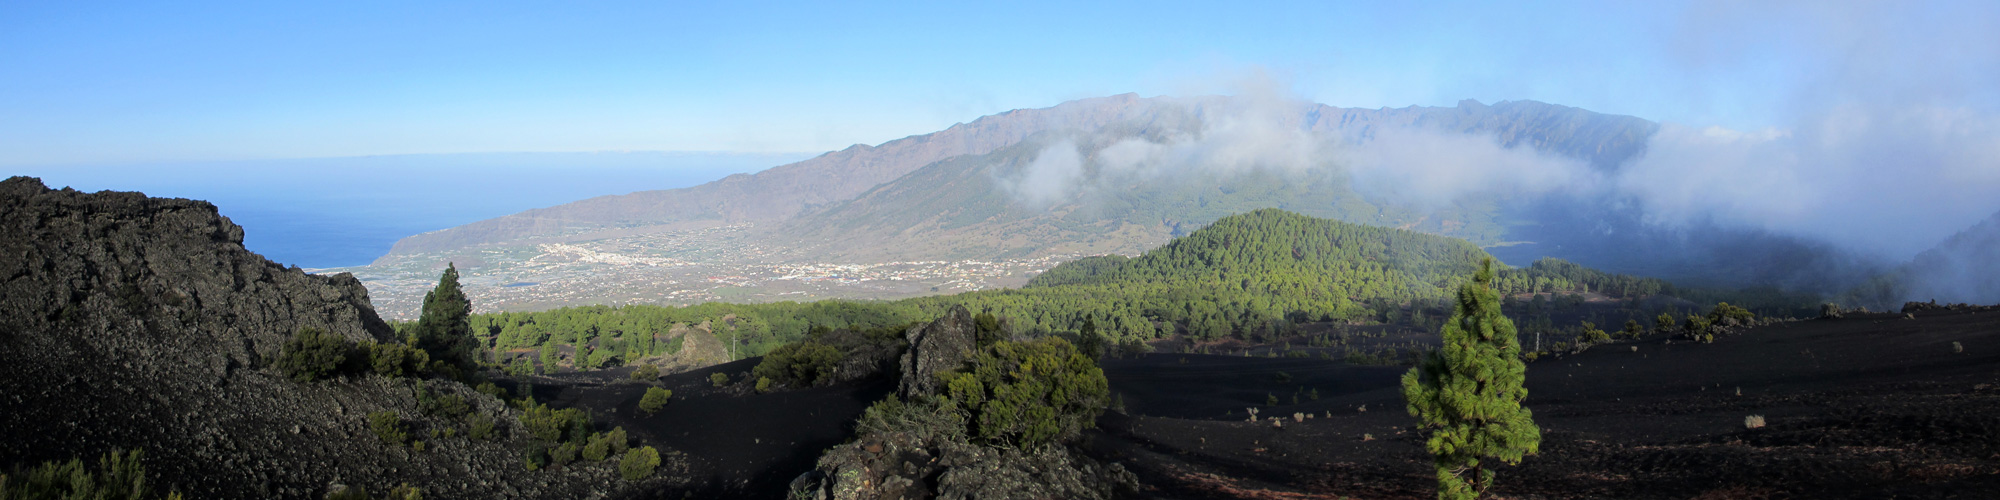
<box><xmin>9</xmin><ymin>151</ymin><xmax>813</xmax><ymax>268</ymax></box>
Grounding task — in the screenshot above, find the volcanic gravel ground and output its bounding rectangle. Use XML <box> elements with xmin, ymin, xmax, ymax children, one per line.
<box><xmin>1089</xmin><ymin>309</ymin><xmax>2000</xmax><ymax>499</ymax></box>
<box><xmin>520</xmin><ymin>359</ymin><xmax>891</xmax><ymax>498</ymax></box>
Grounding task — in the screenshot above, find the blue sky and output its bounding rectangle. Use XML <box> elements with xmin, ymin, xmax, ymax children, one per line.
<box><xmin>3</xmin><ymin>1</ymin><xmax>1995</xmax><ymax>166</ymax></box>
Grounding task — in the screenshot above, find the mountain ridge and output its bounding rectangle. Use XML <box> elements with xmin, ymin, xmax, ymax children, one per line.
<box><xmin>378</xmin><ymin>95</ymin><xmax>1658</xmax><ymax>263</ymax></box>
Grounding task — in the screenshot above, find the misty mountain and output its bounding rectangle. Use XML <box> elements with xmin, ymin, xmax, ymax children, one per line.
<box><xmin>1849</xmin><ymin>209</ymin><xmax>2000</xmax><ymax>307</ymax></box>
<box><xmin>380</xmin><ymin>93</ymin><xmax>1905</xmax><ymax>295</ymax></box>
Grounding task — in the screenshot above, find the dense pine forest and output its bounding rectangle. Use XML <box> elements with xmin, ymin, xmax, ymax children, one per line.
<box><xmin>455</xmin><ymin>209</ymin><xmax>1814</xmax><ymax>371</ymax></box>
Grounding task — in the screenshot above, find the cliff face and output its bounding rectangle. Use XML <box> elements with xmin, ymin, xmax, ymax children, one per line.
<box><xmin>0</xmin><ymin>177</ymin><xmax>626</xmax><ymax>498</ymax></box>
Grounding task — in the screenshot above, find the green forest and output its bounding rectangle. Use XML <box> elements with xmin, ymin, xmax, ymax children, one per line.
<box><xmin>456</xmin><ymin>209</ymin><xmax>1809</xmax><ymax>370</ymax></box>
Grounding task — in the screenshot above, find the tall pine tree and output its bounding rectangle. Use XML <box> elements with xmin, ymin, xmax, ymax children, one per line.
<box><xmin>415</xmin><ymin>263</ymin><xmax>478</xmax><ymax>371</ymax></box>
<box><xmin>1401</xmin><ymin>259</ymin><xmax>1540</xmax><ymax>500</ymax></box>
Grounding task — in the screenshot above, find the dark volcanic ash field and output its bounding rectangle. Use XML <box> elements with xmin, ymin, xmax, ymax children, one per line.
<box><xmin>519</xmin><ymin>307</ymin><xmax>2000</xmax><ymax>499</ymax></box>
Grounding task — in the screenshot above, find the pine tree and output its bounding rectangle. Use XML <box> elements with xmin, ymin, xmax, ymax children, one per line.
<box><xmin>1401</xmin><ymin>259</ymin><xmax>1540</xmax><ymax>500</ymax></box>
<box><xmin>415</xmin><ymin>263</ymin><xmax>477</xmax><ymax>370</ymax></box>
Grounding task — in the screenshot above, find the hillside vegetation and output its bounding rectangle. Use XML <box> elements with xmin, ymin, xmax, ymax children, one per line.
<box><xmin>468</xmin><ymin>209</ymin><xmax>1722</xmax><ymax>367</ymax></box>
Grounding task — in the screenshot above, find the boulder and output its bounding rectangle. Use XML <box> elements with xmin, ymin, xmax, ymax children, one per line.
<box><xmin>898</xmin><ymin>305</ymin><xmax>978</xmax><ymax>399</ymax></box>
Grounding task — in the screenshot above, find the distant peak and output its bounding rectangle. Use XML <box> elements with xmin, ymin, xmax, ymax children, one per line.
<box><xmin>1458</xmin><ymin>98</ymin><xmax>1488</xmax><ymax>109</ymax></box>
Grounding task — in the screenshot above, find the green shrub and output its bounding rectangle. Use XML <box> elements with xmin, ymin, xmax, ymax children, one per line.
<box><xmin>0</xmin><ymin>448</ymin><xmax>181</xmax><ymax>500</ymax></box>
<box><xmin>467</xmin><ymin>414</ymin><xmax>495</xmax><ymax>441</ymax></box>
<box><xmin>517</xmin><ymin>402</ymin><xmax>589</xmax><ymax>443</ymax></box>
<box><xmin>1655</xmin><ymin>313</ymin><xmax>1676</xmax><ymax>331</ymax></box>
<box><xmin>941</xmin><ymin>337</ymin><xmax>1109</xmax><ymax>448</ymax></box>
<box><xmin>629</xmin><ymin>364</ymin><xmax>660</xmax><ymax>381</ymax></box>
<box><xmin>605</xmin><ymin>427</ymin><xmax>630</xmax><ymax>456</ymax></box>
<box><xmin>368</xmin><ymin>411</ymin><xmax>408</xmax><ymax>446</ymax></box>
<box><xmin>582</xmin><ymin>427</ymin><xmax>627</xmax><ymax>462</ymax></box>
<box><xmin>1707</xmin><ymin>302</ymin><xmax>1755</xmax><ymax>325</ymax></box>
<box><xmin>1266</xmin><ymin>393</ymin><xmax>1279</xmax><ymax>406</ymax></box>
<box><xmin>638</xmin><ymin>387</ymin><xmax>672</xmax><ymax>415</ymax></box>
<box><xmin>521</xmin><ymin>445</ymin><xmax>546</xmax><ymax>471</ymax></box>
<box><xmin>508</xmin><ymin>357</ymin><xmax>535</xmax><ymax>377</ymax></box>
<box><xmin>278</xmin><ymin>327</ymin><xmax>353</xmax><ymax>382</ymax></box>
<box><xmin>1622</xmin><ymin>320</ymin><xmax>1643</xmax><ymax>339</ymax></box>
<box><xmin>619</xmin><ymin>446</ymin><xmax>661</xmax><ymax>481</ymax></box>
<box><xmin>582</xmin><ymin>433</ymin><xmax>609</xmax><ymax>462</ymax></box>
<box><xmin>754</xmin><ymin>377</ymin><xmax>773</xmax><ymax>393</ymax></box>
<box><xmin>384</xmin><ymin>484</ymin><xmax>422</xmax><ymax>500</ymax></box>
<box><xmin>1272</xmin><ymin>371</ymin><xmax>1292</xmax><ymax>383</ymax></box>
<box><xmin>475</xmin><ymin>382</ymin><xmax>508</xmax><ymax>400</ymax></box>
<box><xmin>709</xmin><ymin>372</ymin><xmax>729</xmax><ymax>388</ymax></box>
<box><xmin>1684</xmin><ymin>315</ymin><xmax>1712</xmax><ymax>337</ymax></box>
<box><xmin>1578</xmin><ymin>322</ymin><xmax>1609</xmax><ymax>343</ymax></box>
<box><xmin>368</xmin><ymin>341</ymin><xmax>430</xmax><ymax>378</ymax></box>
<box><xmin>325</xmin><ymin>485</ymin><xmax>371</xmax><ymax>500</ymax></box>
<box><xmin>549</xmin><ymin>441</ymin><xmax>579</xmax><ymax>468</ymax></box>
<box><xmin>750</xmin><ymin>341</ymin><xmax>842</xmax><ymax>390</ymax></box>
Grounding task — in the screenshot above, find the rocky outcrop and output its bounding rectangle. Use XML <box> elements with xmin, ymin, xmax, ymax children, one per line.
<box><xmin>0</xmin><ymin>177</ymin><xmax>645</xmax><ymax>498</ymax></box>
<box><xmin>897</xmin><ymin>305</ymin><xmax>977</xmax><ymax>399</ymax></box>
<box><xmin>663</xmin><ymin>321</ymin><xmax>730</xmax><ymax>373</ymax></box>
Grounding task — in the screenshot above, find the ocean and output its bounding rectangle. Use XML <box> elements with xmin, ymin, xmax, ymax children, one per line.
<box><xmin>8</xmin><ymin>151</ymin><xmax>813</xmax><ymax>268</ymax></box>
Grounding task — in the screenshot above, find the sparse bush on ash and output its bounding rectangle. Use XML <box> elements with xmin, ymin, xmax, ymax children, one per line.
<box><xmin>278</xmin><ymin>327</ymin><xmax>352</xmax><ymax>383</ymax></box>
<box><xmin>751</xmin><ymin>341</ymin><xmax>843</xmax><ymax>391</ymax></box>
<box><xmin>638</xmin><ymin>387</ymin><xmax>672</xmax><ymax>415</ymax></box>
<box><xmin>619</xmin><ymin>446</ymin><xmax>661</xmax><ymax>481</ymax></box>
<box><xmin>368</xmin><ymin>411</ymin><xmax>408</xmax><ymax>447</ymax></box>
<box><xmin>941</xmin><ymin>337</ymin><xmax>1109</xmax><ymax>448</ymax></box>
<box><xmin>629</xmin><ymin>363</ymin><xmax>660</xmax><ymax>381</ymax></box>
<box><xmin>0</xmin><ymin>449</ymin><xmax>184</xmax><ymax>500</ymax></box>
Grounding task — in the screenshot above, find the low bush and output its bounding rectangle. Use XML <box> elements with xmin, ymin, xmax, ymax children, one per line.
<box><xmin>751</xmin><ymin>341</ymin><xmax>842</xmax><ymax>390</ymax></box>
<box><xmin>474</xmin><ymin>382</ymin><xmax>508</xmax><ymax>400</ymax></box>
<box><xmin>368</xmin><ymin>411</ymin><xmax>408</xmax><ymax>446</ymax></box>
<box><xmin>1708</xmin><ymin>302</ymin><xmax>1756</xmax><ymax>326</ymax></box>
<box><xmin>709</xmin><ymin>372</ymin><xmax>729</xmax><ymax>388</ymax></box>
<box><xmin>518</xmin><ymin>402</ymin><xmax>589</xmax><ymax>443</ymax></box>
<box><xmin>549</xmin><ymin>441</ymin><xmax>579</xmax><ymax>468</ymax></box>
<box><xmin>521</xmin><ymin>445</ymin><xmax>546</xmax><ymax>471</ymax></box>
<box><xmin>384</xmin><ymin>484</ymin><xmax>422</xmax><ymax>500</ymax></box>
<box><xmin>1655</xmin><ymin>313</ymin><xmax>1677</xmax><ymax>331</ymax></box>
<box><xmin>638</xmin><ymin>387</ymin><xmax>672</xmax><ymax>415</ymax></box>
<box><xmin>467</xmin><ymin>414</ymin><xmax>495</xmax><ymax>440</ymax></box>
<box><xmin>619</xmin><ymin>446</ymin><xmax>661</xmax><ymax>480</ymax></box>
<box><xmin>278</xmin><ymin>327</ymin><xmax>353</xmax><ymax>383</ymax></box>
<box><xmin>0</xmin><ymin>449</ymin><xmax>182</xmax><ymax>500</ymax></box>
<box><xmin>940</xmin><ymin>337</ymin><xmax>1109</xmax><ymax>448</ymax></box>
<box><xmin>1577</xmin><ymin>322</ymin><xmax>1610</xmax><ymax>343</ymax></box>
<box><xmin>755</xmin><ymin>377</ymin><xmax>773</xmax><ymax>393</ymax></box>
<box><xmin>368</xmin><ymin>341</ymin><xmax>430</xmax><ymax>378</ymax></box>
<box><xmin>1621</xmin><ymin>320</ymin><xmax>1643</xmax><ymax>339</ymax></box>
<box><xmin>629</xmin><ymin>364</ymin><xmax>660</xmax><ymax>381</ymax></box>
<box><xmin>582</xmin><ymin>427</ymin><xmax>629</xmax><ymax>462</ymax></box>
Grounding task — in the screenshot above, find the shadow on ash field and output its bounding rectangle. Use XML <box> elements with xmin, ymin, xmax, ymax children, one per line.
<box><xmin>522</xmin><ymin>309</ymin><xmax>2000</xmax><ymax>499</ymax></box>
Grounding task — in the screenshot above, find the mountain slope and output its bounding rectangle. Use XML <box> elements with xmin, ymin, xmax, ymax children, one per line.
<box><xmin>0</xmin><ymin>177</ymin><xmax>631</xmax><ymax>498</ymax></box>
<box><xmin>767</xmin><ymin>98</ymin><xmax>1657</xmax><ymax>262</ymax></box>
<box><xmin>900</xmin><ymin>209</ymin><xmax>1498</xmax><ymax>340</ymax></box>
<box><xmin>379</xmin><ymin>93</ymin><xmax>1173</xmax><ymax>260</ymax></box>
